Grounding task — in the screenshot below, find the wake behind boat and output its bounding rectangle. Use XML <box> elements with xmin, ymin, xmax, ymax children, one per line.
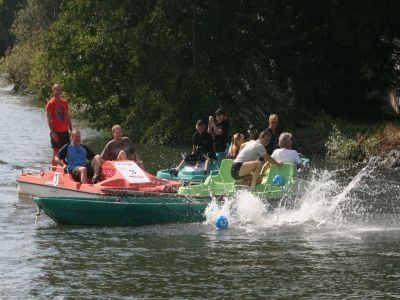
<box><xmin>18</xmin><ymin>160</ymin><xmax>181</xmax><ymax>198</ymax></box>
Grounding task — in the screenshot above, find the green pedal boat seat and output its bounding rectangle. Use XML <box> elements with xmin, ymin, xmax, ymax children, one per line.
<box><xmin>258</xmin><ymin>163</ymin><xmax>297</xmax><ymax>194</ymax></box>
<box><xmin>208</xmin><ymin>159</ymin><xmax>235</xmax><ymax>194</ymax></box>
<box><xmin>178</xmin><ymin>160</ymin><xmax>298</xmax><ymax>199</ymax></box>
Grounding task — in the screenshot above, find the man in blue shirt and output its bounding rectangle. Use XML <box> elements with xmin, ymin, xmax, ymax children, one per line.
<box><xmin>55</xmin><ymin>130</ymin><xmax>102</xmax><ymax>183</ymax></box>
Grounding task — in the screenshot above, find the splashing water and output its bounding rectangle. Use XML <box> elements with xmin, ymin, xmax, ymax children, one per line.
<box><xmin>204</xmin><ymin>158</ymin><xmax>382</xmax><ymax>230</ymax></box>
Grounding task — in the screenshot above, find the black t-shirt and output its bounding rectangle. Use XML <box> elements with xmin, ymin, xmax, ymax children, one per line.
<box><xmin>192</xmin><ymin>131</ymin><xmax>214</xmax><ymax>155</ymax></box>
<box><xmin>213</xmin><ymin>119</ymin><xmax>230</xmax><ymax>152</ymax></box>
<box><xmin>266</xmin><ymin>127</ymin><xmax>279</xmax><ymax>155</ymax></box>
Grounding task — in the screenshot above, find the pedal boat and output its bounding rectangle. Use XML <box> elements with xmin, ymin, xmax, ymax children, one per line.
<box><xmin>31</xmin><ymin>160</ymin><xmax>305</xmax><ymax>227</ymax></box>
<box><xmin>177</xmin><ymin>159</ymin><xmax>300</xmax><ymax>200</ymax></box>
<box><xmin>156</xmin><ymin>160</ymin><xmax>219</xmax><ymax>183</ymax></box>
<box><xmin>17</xmin><ymin>160</ymin><xmax>181</xmax><ymax>198</ymax></box>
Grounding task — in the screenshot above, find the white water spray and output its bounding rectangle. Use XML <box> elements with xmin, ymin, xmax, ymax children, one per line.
<box><xmin>204</xmin><ymin>159</ymin><xmax>376</xmax><ymax>229</ymax></box>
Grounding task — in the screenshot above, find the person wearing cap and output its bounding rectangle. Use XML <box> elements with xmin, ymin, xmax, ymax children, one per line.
<box><xmin>265</xmin><ymin>114</ymin><xmax>279</xmax><ymax>155</ymax></box>
<box><xmin>169</xmin><ymin>119</ymin><xmax>216</xmax><ymax>176</ymax></box>
<box><xmin>208</xmin><ymin>108</ymin><xmax>230</xmax><ymax>162</ymax></box>
<box><xmin>247</xmin><ymin>124</ymin><xmax>258</xmax><ymax>141</ymax></box>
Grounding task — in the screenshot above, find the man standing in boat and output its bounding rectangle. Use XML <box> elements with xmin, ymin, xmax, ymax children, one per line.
<box><xmin>265</xmin><ymin>114</ymin><xmax>279</xmax><ymax>155</ymax></box>
<box><xmin>231</xmin><ymin>130</ymin><xmax>281</xmax><ymax>192</ymax></box>
<box><xmin>208</xmin><ymin>108</ymin><xmax>230</xmax><ymax>162</ymax></box>
<box><xmin>101</xmin><ymin>125</ymin><xmax>144</xmax><ymax>168</ymax></box>
<box><xmin>46</xmin><ymin>83</ymin><xmax>73</xmax><ymax>166</ymax></box>
<box><xmin>55</xmin><ymin>130</ymin><xmax>102</xmax><ymax>184</ymax></box>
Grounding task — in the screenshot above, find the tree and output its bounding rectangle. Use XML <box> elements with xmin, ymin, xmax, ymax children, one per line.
<box><xmin>0</xmin><ymin>0</ymin><xmax>24</xmax><ymax>56</ymax></box>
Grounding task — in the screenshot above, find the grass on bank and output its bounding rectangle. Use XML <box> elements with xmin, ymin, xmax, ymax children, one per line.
<box><xmin>294</xmin><ymin>115</ymin><xmax>400</xmax><ymax>160</ymax></box>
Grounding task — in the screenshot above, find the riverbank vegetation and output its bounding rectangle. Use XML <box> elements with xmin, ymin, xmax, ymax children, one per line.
<box><xmin>1</xmin><ymin>0</ymin><xmax>400</xmax><ymax>158</ymax></box>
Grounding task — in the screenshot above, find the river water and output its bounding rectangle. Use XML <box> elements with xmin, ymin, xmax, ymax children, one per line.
<box><xmin>1</xmin><ymin>82</ymin><xmax>400</xmax><ymax>299</ymax></box>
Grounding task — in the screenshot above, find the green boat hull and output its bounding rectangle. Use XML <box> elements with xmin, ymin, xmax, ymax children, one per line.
<box><xmin>34</xmin><ymin>195</ymin><xmax>210</xmax><ymax>226</ymax></box>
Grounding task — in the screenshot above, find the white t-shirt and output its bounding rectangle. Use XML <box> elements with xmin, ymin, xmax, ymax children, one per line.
<box><xmin>271</xmin><ymin>148</ymin><xmax>302</xmax><ymax>165</ymax></box>
<box><xmin>234</xmin><ymin>140</ymin><xmax>266</xmax><ymax>163</ymax></box>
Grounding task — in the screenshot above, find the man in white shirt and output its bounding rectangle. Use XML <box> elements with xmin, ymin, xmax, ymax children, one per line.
<box><xmin>271</xmin><ymin>132</ymin><xmax>302</xmax><ymax>166</ymax></box>
<box><xmin>231</xmin><ymin>130</ymin><xmax>281</xmax><ymax>192</ymax></box>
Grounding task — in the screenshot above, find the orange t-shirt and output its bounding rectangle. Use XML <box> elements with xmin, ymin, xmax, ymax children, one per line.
<box><xmin>46</xmin><ymin>97</ymin><xmax>70</xmax><ymax>132</ymax></box>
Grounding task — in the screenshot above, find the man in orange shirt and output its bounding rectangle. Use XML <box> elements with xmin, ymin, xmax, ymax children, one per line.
<box><xmin>46</xmin><ymin>83</ymin><xmax>73</xmax><ymax>166</ymax></box>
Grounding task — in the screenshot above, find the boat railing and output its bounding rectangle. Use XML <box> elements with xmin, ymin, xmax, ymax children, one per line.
<box><xmin>21</xmin><ymin>167</ymin><xmax>45</xmax><ymax>176</ymax></box>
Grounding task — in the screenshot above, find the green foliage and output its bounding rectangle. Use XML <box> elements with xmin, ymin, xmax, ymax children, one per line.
<box><xmin>12</xmin><ymin>0</ymin><xmax>60</xmax><ymax>42</ymax></box>
<box><xmin>0</xmin><ymin>0</ymin><xmax>24</xmax><ymax>56</ymax></box>
<box><xmin>0</xmin><ymin>40</ymin><xmax>41</xmax><ymax>91</ymax></box>
<box><xmin>3</xmin><ymin>0</ymin><xmax>400</xmax><ymax>148</ymax></box>
<box><xmin>0</xmin><ymin>0</ymin><xmax>61</xmax><ymax>92</ymax></box>
<box><xmin>325</xmin><ymin>124</ymin><xmax>381</xmax><ymax>160</ymax></box>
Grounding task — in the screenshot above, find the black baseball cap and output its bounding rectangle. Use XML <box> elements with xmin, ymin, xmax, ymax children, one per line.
<box><xmin>215</xmin><ymin>108</ymin><xmax>225</xmax><ymax>115</ymax></box>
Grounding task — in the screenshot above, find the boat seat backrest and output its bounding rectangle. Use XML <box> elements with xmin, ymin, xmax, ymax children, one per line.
<box><xmin>219</xmin><ymin>159</ymin><xmax>234</xmax><ymax>183</ymax></box>
<box><xmin>265</xmin><ymin>163</ymin><xmax>297</xmax><ymax>185</ymax></box>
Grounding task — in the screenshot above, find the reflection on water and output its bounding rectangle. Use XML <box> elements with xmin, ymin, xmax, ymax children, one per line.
<box><xmin>1</xmin><ymin>82</ymin><xmax>400</xmax><ymax>298</ymax></box>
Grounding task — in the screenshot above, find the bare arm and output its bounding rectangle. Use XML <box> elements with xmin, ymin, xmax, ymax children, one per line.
<box><xmin>66</xmin><ymin>107</ymin><xmax>72</xmax><ymax>131</ymax></box>
<box><xmin>47</xmin><ymin>112</ymin><xmax>60</xmax><ymax>142</ymax></box>
<box><xmin>263</xmin><ymin>153</ymin><xmax>281</xmax><ymax>165</ymax></box>
<box><xmin>133</xmin><ymin>151</ymin><xmax>144</xmax><ymax>169</ymax></box>
<box><xmin>54</xmin><ymin>156</ymin><xmax>66</xmax><ymax>167</ymax></box>
<box><xmin>133</xmin><ymin>150</ymin><xmax>139</xmax><ymax>161</ymax></box>
<box><xmin>261</xmin><ymin>162</ymin><xmax>271</xmax><ymax>175</ymax></box>
<box><xmin>207</xmin><ymin>116</ymin><xmax>222</xmax><ymax>135</ymax></box>
<box><xmin>47</xmin><ymin>112</ymin><xmax>54</xmax><ymax>133</ymax></box>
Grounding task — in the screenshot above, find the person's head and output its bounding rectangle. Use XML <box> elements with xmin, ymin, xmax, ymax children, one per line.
<box><xmin>232</xmin><ymin>133</ymin><xmax>245</xmax><ymax>147</ymax></box>
<box><xmin>112</xmin><ymin>124</ymin><xmax>123</xmax><ymax>142</ymax></box>
<box><xmin>70</xmin><ymin>130</ymin><xmax>81</xmax><ymax>145</ymax></box>
<box><xmin>248</xmin><ymin>124</ymin><xmax>257</xmax><ymax>139</ymax></box>
<box><xmin>279</xmin><ymin>132</ymin><xmax>293</xmax><ymax>149</ymax></box>
<box><xmin>215</xmin><ymin>108</ymin><xmax>225</xmax><ymax>123</ymax></box>
<box><xmin>196</xmin><ymin>119</ymin><xmax>207</xmax><ymax>133</ymax></box>
<box><xmin>268</xmin><ymin>114</ymin><xmax>279</xmax><ymax>130</ymax></box>
<box><xmin>52</xmin><ymin>83</ymin><xmax>62</xmax><ymax>99</ymax></box>
<box><xmin>258</xmin><ymin>130</ymin><xmax>272</xmax><ymax>147</ymax></box>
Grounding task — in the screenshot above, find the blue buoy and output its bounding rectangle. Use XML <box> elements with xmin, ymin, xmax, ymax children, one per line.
<box><xmin>215</xmin><ymin>215</ymin><xmax>229</xmax><ymax>229</ymax></box>
<box><xmin>272</xmin><ymin>175</ymin><xmax>284</xmax><ymax>186</ymax></box>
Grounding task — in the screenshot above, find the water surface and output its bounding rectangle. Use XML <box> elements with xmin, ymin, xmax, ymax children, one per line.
<box><xmin>1</xmin><ymin>83</ymin><xmax>400</xmax><ymax>299</ymax></box>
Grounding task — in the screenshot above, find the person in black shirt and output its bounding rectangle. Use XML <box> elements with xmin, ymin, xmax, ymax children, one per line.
<box><xmin>208</xmin><ymin>108</ymin><xmax>230</xmax><ymax>162</ymax></box>
<box><xmin>169</xmin><ymin>119</ymin><xmax>216</xmax><ymax>176</ymax></box>
<box><xmin>265</xmin><ymin>114</ymin><xmax>279</xmax><ymax>155</ymax></box>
